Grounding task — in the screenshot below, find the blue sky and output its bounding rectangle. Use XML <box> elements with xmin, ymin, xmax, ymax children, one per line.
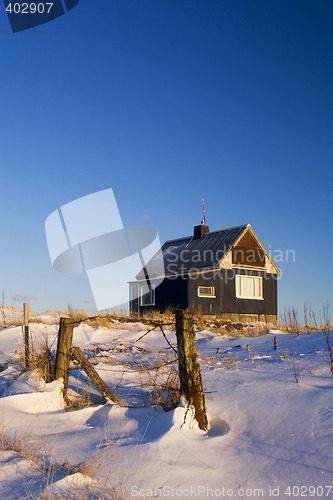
<box><xmin>0</xmin><ymin>0</ymin><xmax>332</xmax><ymax>319</ymax></box>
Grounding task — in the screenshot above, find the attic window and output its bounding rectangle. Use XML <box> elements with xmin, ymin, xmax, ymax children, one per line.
<box><xmin>140</xmin><ymin>284</ymin><xmax>155</xmax><ymax>306</ymax></box>
<box><xmin>198</xmin><ymin>286</ymin><xmax>216</xmax><ymax>298</ymax></box>
<box><xmin>236</xmin><ymin>275</ymin><xmax>263</xmax><ymax>300</ymax></box>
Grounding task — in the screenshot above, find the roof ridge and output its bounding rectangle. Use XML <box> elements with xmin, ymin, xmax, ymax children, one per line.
<box><xmin>164</xmin><ymin>224</ymin><xmax>248</xmax><ymax>244</ymax></box>
<box><xmin>203</xmin><ymin>223</ymin><xmax>249</xmax><ymax>236</ymax></box>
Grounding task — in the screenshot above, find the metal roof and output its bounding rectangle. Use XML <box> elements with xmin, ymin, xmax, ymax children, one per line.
<box><xmin>136</xmin><ymin>224</ymin><xmax>248</xmax><ymax>280</ymax></box>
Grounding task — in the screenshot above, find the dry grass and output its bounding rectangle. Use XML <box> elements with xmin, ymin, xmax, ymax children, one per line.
<box><xmin>144</xmin><ymin>360</ymin><xmax>181</xmax><ymax>410</ymax></box>
<box><xmin>280</xmin><ymin>303</ymin><xmax>332</xmax><ymax>334</ymax></box>
<box><xmin>281</xmin><ymin>307</ymin><xmax>300</xmax><ymax>334</ymax></box>
<box><xmin>193</xmin><ymin>314</ymin><xmax>271</xmax><ymax>337</ymax></box>
<box><xmin>1</xmin><ymin>304</ymin><xmax>275</xmax><ymax>336</ymax></box>
<box><xmin>28</xmin><ymin>335</ymin><xmax>54</xmax><ymax>382</ymax></box>
<box><xmin>0</xmin><ymin>305</ymin><xmax>22</xmax><ymax>327</ymax></box>
<box><xmin>0</xmin><ymin>423</ymin><xmax>126</xmax><ymax>499</ymax></box>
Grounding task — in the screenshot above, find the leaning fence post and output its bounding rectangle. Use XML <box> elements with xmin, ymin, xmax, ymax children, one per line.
<box><xmin>70</xmin><ymin>346</ymin><xmax>118</xmax><ymax>403</ymax></box>
<box><xmin>175</xmin><ymin>309</ymin><xmax>208</xmax><ymax>431</ymax></box>
<box><xmin>23</xmin><ymin>302</ymin><xmax>29</xmax><ymax>370</ymax></box>
<box><xmin>55</xmin><ymin>317</ymin><xmax>75</xmax><ymax>395</ymax></box>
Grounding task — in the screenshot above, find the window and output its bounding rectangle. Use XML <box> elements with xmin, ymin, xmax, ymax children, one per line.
<box><xmin>197</xmin><ymin>286</ymin><xmax>216</xmax><ymax>298</ymax></box>
<box><xmin>236</xmin><ymin>275</ymin><xmax>263</xmax><ymax>300</ymax></box>
<box><xmin>140</xmin><ymin>284</ymin><xmax>155</xmax><ymax>306</ymax></box>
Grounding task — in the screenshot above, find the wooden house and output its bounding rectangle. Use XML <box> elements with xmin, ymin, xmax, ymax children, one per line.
<box><xmin>129</xmin><ymin>223</ymin><xmax>280</xmax><ymax>324</ymax></box>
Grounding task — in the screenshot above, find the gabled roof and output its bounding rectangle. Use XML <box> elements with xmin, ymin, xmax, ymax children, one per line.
<box><xmin>137</xmin><ymin>223</ymin><xmax>281</xmax><ymax>280</ymax></box>
<box><xmin>160</xmin><ymin>224</ymin><xmax>247</xmax><ymax>277</ymax></box>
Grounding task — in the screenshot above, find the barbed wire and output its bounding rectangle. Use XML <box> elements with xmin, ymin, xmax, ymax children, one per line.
<box><xmin>7</xmin><ymin>315</ymin><xmax>181</xmax><ymax>409</ymax></box>
<box><xmin>87</xmin><ymin>357</ymin><xmax>178</xmax><ymax>374</ymax></box>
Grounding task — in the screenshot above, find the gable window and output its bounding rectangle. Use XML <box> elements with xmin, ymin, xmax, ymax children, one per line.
<box><xmin>236</xmin><ymin>275</ymin><xmax>263</xmax><ymax>300</ymax></box>
<box><xmin>197</xmin><ymin>286</ymin><xmax>216</xmax><ymax>298</ymax></box>
<box><xmin>140</xmin><ymin>284</ymin><xmax>155</xmax><ymax>306</ymax></box>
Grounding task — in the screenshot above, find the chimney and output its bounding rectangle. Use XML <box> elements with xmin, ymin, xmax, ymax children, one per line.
<box><xmin>193</xmin><ymin>222</ymin><xmax>209</xmax><ymax>239</ymax></box>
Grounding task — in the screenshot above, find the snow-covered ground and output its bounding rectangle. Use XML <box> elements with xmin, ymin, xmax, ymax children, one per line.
<box><xmin>0</xmin><ymin>317</ymin><xmax>332</xmax><ymax>499</ymax></box>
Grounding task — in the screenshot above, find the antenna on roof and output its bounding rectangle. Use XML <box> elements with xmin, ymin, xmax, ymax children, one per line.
<box><xmin>194</xmin><ymin>199</ymin><xmax>209</xmax><ymax>239</ymax></box>
<box><xmin>201</xmin><ymin>198</ymin><xmax>207</xmax><ymax>226</ymax></box>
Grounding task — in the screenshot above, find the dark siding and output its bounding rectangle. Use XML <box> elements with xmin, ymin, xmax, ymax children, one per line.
<box><xmin>222</xmin><ymin>268</ymin><xmax>278</xmax><ymax>315</ymax></box>
<box><xmin>155</xmin><ymin>277</ymin><xmax>188</xmax><ymax>311</ymax></box>
<box><xmin>262</xmin><ymin>273</ymin><xmax>278</xmax><ymax>315</ymax></box>
<box><xmin>187</xmin><ymin>269</ymin><xmax>278</xmax><ymax>315</ymax></box>
<box><xmin>139</xmin><ymin>277</ymin><xmax>188</xmax><ymax>313</ymax></box>
<box><xmin>188</xmin><ymin>272</ymin><xmax>223</xmax><ymax>314</ymax></box>
<box><xmin>132</xmin><ymin>268</ymin><xmax>278</xmax><ymax>316</ymax></box>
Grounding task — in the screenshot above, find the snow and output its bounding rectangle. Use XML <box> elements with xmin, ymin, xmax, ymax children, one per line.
<box><xmin>0</xmin><ymin>320</ymin><xmax>332</xmax><ymax>499</ymax></box>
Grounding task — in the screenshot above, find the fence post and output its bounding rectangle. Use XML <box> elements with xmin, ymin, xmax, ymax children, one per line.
<box><xmin>274</xmin><ymin>336</ymin><xmax>278</xmax><ymax>350</ymax></box>
<box><xmin>55</xmin><ymin>317</ymin><xmax>74</xmax><ymax>395</ymax></box>
<box><xmin>23</xmin><ymin>302</ymin><xmax>29</xmax><ymax>369</ymax></box>
<box><xmin>175</xmin><ymin>309</ymin><xmax>208</xmax><ymax>431</ymax></box>
<box><xmin>70</xmin><ymin>346</ymin><xmax>118</xmax><ymax>403</ymax></box>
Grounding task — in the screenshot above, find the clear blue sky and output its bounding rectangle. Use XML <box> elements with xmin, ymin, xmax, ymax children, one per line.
<box><xmin>0</xmin><ymin>1</ymin><xmax>332</xmax><ymax>319</ymax></box>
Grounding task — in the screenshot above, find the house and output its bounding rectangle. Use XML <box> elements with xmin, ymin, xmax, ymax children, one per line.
<box><xmin>129</xmin><ymin>222</ymin><xmax>280</xmax><ymax>324</ymax></box>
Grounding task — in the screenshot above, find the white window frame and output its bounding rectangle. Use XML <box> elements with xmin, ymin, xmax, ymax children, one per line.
<box><xmin>140</xmin><ymin>284</ymin><xmax>155</xmax><ymax>306</ymax></box>
<box><xmin>235</xmin><ymin>275</ymin><xmax>263</xmax><ymax>300</ymax></box>
<box><xmin>197</xmin><ymin>286</ymin><xmax>216</xmax><ymax>298</ymax></box>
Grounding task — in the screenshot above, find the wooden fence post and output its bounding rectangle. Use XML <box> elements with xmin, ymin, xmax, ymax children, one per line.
<box><xmin>175</xmin><ymin>309</ymin><xmax>208</xmax><ymax>431</ymax></box>
<box><xmin>70</xmin><ymin>346</ymin><xmax>118</xmax><ymax>403</ymax></box>
<box><xmin>55</xmin><ymin>317</ymin><xmax>74</xmax><ymax>395</ymax></box>
<box><xmin>23</xmin><ymin>302</ymin><xmax>29</xmax><ymax>370</ymax></box>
